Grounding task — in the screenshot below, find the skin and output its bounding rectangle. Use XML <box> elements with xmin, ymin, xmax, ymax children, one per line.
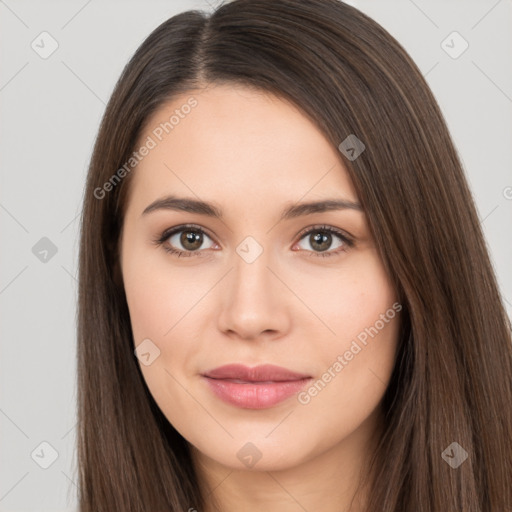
<box><xmin>119</xmin><ymin>83</ymin><xmax>401</xmax><ymax>512</ymax></box>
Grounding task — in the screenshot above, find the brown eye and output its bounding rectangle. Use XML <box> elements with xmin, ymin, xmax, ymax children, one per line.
<box><xmin>178</xmin><ymin>229</ymin><xmax>204</xmax><ymax>251</ymax></box>
<box><xmin>308</xmin><ymin>231</ymin><xmax>333</xmax><ymax>252</ymax></box>
<box><xmin>294</xmin><ymin>225</ymin><xmax>353</xmax><ymax>258</ymax></box>
<box><xmin>161</xmin><ymin>226</ymin><xmax>216</xmax><ymax>255</ymax></box>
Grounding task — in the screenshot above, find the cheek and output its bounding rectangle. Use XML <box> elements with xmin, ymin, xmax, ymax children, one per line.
<box><xmin>304</xmin><ymin>313</ymin><xmax>399</xmax><ymax>446</ymax></box>
<box><xmin>302</xmin><ymin>249</ymin><xmax>398</xmax><ymax>343</ymax></box>
<box><xmin>122</xmin><ymin>248</ymin><xmax>212</xmax><ymax>414</ymax></box>
<box><xmin>122</xmin><ymin>250</ymin><xmax>205</xmax><ymax>431</ymax></box>
<box><xmin>302</xmin><ymin>250</ymin><xmax>400</xmax><ymax>401</ymax></box>
<box><xmin>122</xmin><ymin>246</ymin><xmax>207</xmax><ymax>345</ymax></box>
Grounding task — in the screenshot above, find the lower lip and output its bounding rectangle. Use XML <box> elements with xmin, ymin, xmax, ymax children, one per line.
<box><xmin>203</xmin><ymin>376</ymin><xmax>312</xmax><ymax>409</ymax></box>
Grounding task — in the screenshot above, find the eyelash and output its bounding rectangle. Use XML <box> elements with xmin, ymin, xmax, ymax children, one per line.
<box><xmin>153</xmin><ymin>223</ymin><xmax>354</xmax><ymax>259</ymax></box>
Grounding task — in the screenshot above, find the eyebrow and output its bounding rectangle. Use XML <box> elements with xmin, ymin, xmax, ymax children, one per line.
<box><xmin>141</xmin><ymin>195</ymin><xmax>362</xmax><ymax>221</ymax></box>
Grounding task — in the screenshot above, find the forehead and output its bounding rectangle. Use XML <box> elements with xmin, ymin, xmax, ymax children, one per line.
<box><xmin>126</xmin><ymin>84</ymin><xmax>358</xmax><ymax>216</ymax></box>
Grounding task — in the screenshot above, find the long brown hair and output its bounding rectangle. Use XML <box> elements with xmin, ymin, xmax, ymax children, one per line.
<box><xmin>76</xmin><ymin>0</ymin><xmax>512</xmax><ymax>510</ymax></box>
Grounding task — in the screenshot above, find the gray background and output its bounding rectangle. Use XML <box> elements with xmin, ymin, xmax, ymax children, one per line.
<box><xmin>1</xmin><ymin>0</ymin><xmax>511</xmax><ymax>510</ymax></box>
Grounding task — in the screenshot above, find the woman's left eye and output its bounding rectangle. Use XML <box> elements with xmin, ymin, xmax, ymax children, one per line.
<box><xmin>153</xmin><ymin>224</ymin><xmax>353</xmax><ymax>258</ymax></box>
<box><xmin>294</xmin><ymin>225</ymin><xmax>354</xmax><ymax>258</ymax></box>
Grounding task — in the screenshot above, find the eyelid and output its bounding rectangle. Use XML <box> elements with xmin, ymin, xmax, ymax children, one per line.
<box><xmin>158</xmin><ymin>223</ymin><xmax>216</xmax><ymax>243</ymax></box>
<box><xmin>295</xmin><ymin>224</ymin><xmax>354</xmax><ymax>244</ymax></box>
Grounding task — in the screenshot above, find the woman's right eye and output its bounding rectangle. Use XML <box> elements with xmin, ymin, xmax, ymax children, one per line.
<box><xmin>155</xmin><ymin>225</ymin><xmax>216</xmax><ymax>257</ymax></box>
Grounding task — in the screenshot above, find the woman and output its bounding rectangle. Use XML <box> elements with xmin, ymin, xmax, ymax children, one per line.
<box><xmin>77</xmin><ymin>0</ymin><xmax>512</xmax><ymax>510</ymax></box>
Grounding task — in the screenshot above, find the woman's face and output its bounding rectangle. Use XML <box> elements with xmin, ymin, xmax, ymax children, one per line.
<box><xmin>120</xmin><ymin>83</ymin><xmax>401</xmax><ymax>473</ymax></box>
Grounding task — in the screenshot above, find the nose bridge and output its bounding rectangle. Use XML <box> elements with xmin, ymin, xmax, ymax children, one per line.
<box><xmin>217</xmin><ymin>234</ymin><xmax>288</xmax><ymax>338</ymax></box>
<box><xmin>231</xmin><ymin>234</ymin><xmax>275</xmax><ymax>302</ymax></box>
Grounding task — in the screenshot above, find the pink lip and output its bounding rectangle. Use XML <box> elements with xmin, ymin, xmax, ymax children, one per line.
<box><xmin>202</xmin><ymin>364</ymin><xmax>312</xmax><ymax>409</ymax></box>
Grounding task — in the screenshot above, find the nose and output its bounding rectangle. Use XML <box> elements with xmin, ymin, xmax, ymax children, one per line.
<box><xmin>216</xmin><ymin>244</ymin><xmax>291</xmax><ymax>341</ymax></box>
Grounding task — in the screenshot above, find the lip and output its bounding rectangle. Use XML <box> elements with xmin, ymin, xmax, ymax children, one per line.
<box><xmin>201</xmin><ymin>364</ymin><xmax>312</xmax><ymax>409</ymax></box>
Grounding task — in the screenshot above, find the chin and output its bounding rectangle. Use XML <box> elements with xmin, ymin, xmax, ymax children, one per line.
<box><xmin>190</xmin><ymin>435</ymin><xmax>316</xmax><ymax>473</ymax></box>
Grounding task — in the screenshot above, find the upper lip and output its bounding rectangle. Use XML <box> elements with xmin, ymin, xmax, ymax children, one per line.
<box><xmin>202</xmin><ymin>364</ymin><xmax>311</xmax><ymax>382</ymax></box>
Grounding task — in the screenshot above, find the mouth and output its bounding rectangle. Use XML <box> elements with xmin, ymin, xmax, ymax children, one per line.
<box><xmin>201</xmin><ymin>364</ymin><xmax>312</xmax><ymax>409</ymax></box>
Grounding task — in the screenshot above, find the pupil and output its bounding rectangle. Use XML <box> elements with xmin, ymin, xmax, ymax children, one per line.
<box><xmin>311</xmin><ymin>232</ymin><xmax>331</xmax><ymax>252</ymax></box>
